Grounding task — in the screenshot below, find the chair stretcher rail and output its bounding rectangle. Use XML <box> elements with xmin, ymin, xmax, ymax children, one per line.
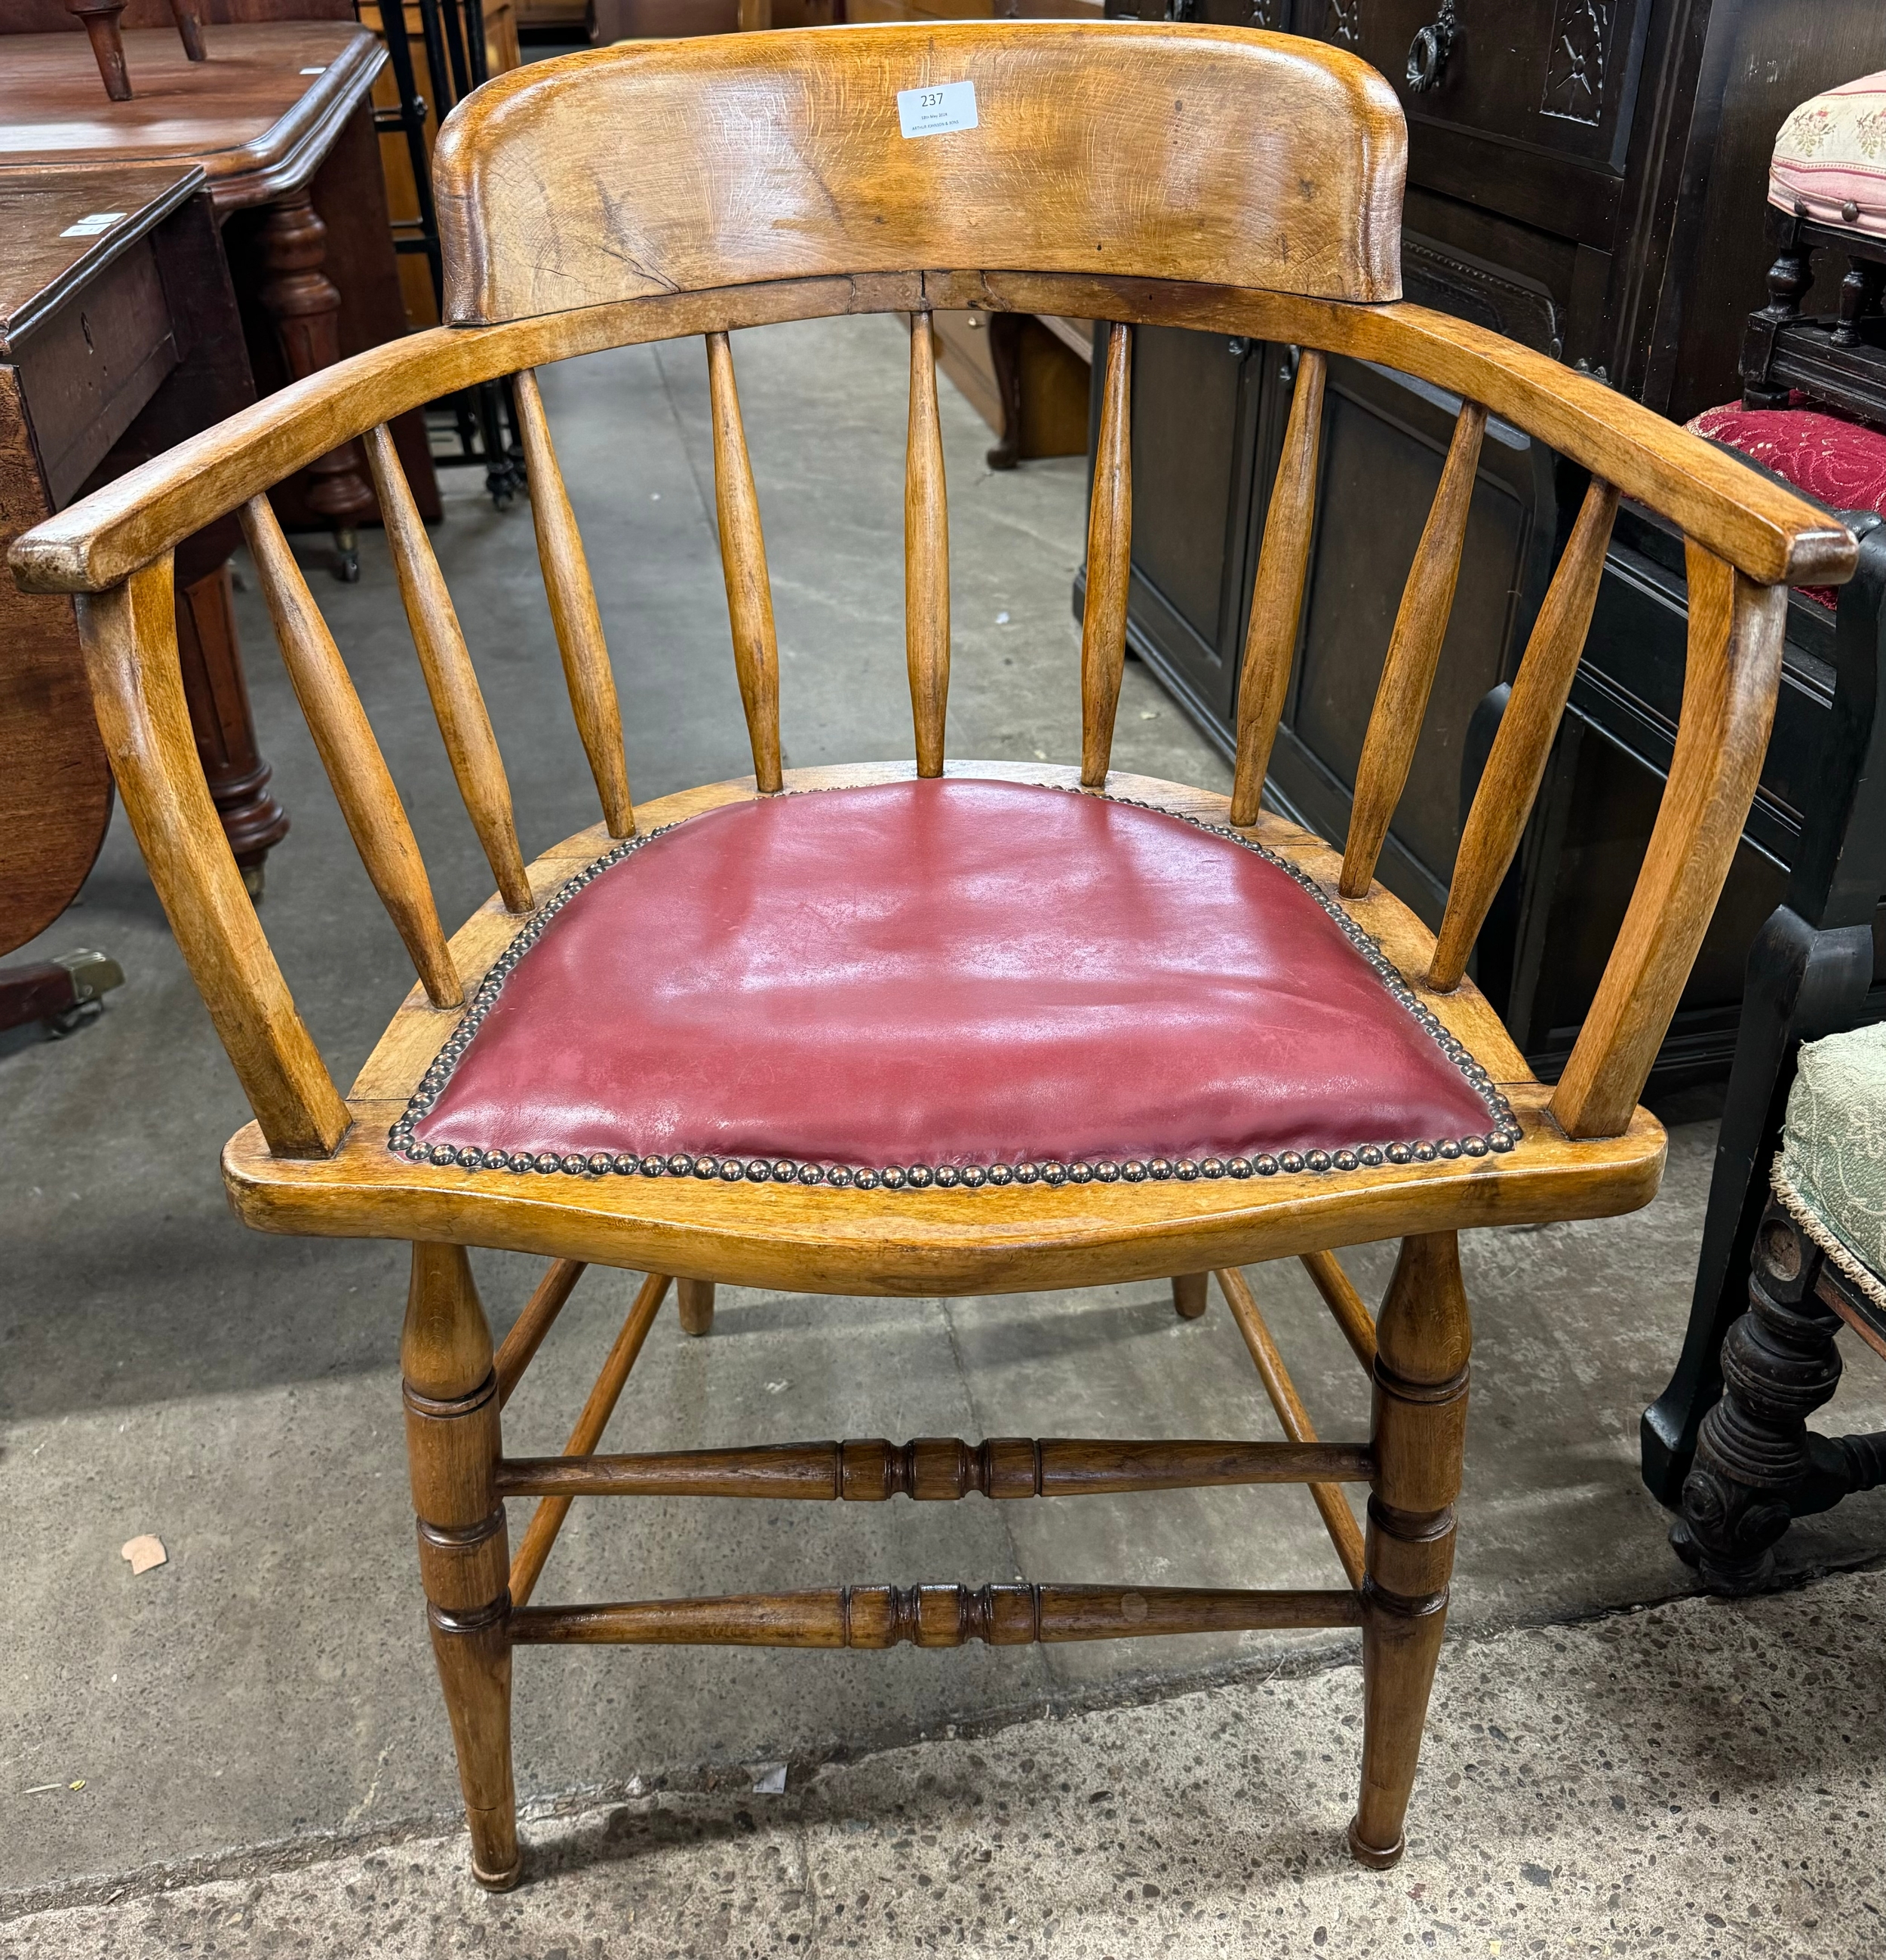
<box><xmin>508</xmin><ymin>1582</ymin><xmax>1365</xmax><ymax>1648</ymax></box>
<box><xmin>495</xmin><ymin>1436</ymin><xmax>1373</xmax><ymax>1500</ymax></box>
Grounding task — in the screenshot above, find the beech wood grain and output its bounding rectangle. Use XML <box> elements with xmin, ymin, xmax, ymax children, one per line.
<box><xmin>365</xmin><ymin>423</ymin><xmax>534</xmax><ymax>914</ymax></box>
<box><xmin>1341</xmin><ymin>402</ymin><xmax>1486</xmax><ymax>899</ymax></box>
<box><xmin>240</xmin><ymin>493</ymin><xmax>460</xmax><ymax>1009</ymax></box>
<box><xmin>1301</xmin><ymin>1247</ymin><xmax>1378</xmax><ymax>1372</ymax></box>
<box><xmin>493</xmin><ymin>1256</ymin><xmax>586</xmax><ymax>1408</ymax></box>
<box><xmin>905</xmin><ymin>311</ymin><xmax>950</xmax><ymax>778</ymax></box>
<box><xmin>1230</xmin><ymin>346</ymin><xmax>1325</xmax><ymax>826</ymax></box>
<box><xmin>431</xmin><ymin>26</ymin><xmax>1406</xmax><ymax>323</ymax></box>
<box><xmin>1429</xmin><ymin>478</ymin><xmax>1620</xmax><ymax>992</ymax></box>
<box><xmin>509</xmin><ymin>1582</ymin><xmax>1365</xmax><ymax>1648</ymax></box>
<box><xmin>1216</xmin><ymin>1264</ymin><xmax>1365</xmax><ymax>1587</ymax></box>
<box><xmin>508</xmin><ymin>1270</ymin><xmax>671</xmax><ymax>1607</ymax></box>
<box><xmin>1080</xmin><ymin>319</ymin><xmax>1132</xmax><ymax>787</ymax></box>
<box><xmin>705</xmin><ymin>330</ymin><xmax>782</xmax><ymax>794</ymax></box>
<box><xmin>14</xmin><ymin>284</ymin><xmax>1851</xmax><ymax>598</ymax></box>
<box><xmin>511</xmin><ymin>367</ymin><xmax>635</xmax><ymax>838</ymax></box>
<box><xmin>75</xmin><ymin>555</ymin><xmax>349</xmax><ymax>1158</ymax></box>
<box><xmin>494</xmin><ymin>1435</ymin><xmax>1373</xmax><ymax>1499</ymax></box>
<box><xmin>1549</xmin><ymin>554</ymin><xmax>1788</xmax><ymax>1139</ymax></box>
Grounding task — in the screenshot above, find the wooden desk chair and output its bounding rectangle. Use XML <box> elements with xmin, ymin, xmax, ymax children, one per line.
<box><xmin>11</xmin><ymin>22</ymin><xmax>1856</xmax><ymax>1891</ymax></box>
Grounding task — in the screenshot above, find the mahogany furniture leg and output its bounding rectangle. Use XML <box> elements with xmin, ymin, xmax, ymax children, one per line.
<box><xmin>984</xmin><ymin>309</ymin><xmax>1025</xmax><ymax>472</ymax></box>
<box><xmin>63</xmin><ymin>0</ymin><xmax>134</xmax><ymax>100</ymax></box>
<box><xmin>1171</xmin><ymin>1272</ymin><xmax>1209</xmax><ymax>1319</ymax></box>
<box><xmin>401</xmin><ymin>1243</ymin><xmax>521</xmax><ymax>1891</ymax></box>
<box><xmin>677</xmin><ymin>1277</ymin><xmax>716</xmax><ymax>1336</ymax></box>
<box><xmin>167</xmin><ymin>0</ymin><xmax>208</xmax><ymax>61</ymax></box>
<box><xmin>1350</xmin><ymin>1231</ymin><xmax>1470</xmax><ymax>1869</ymax></box>
<box><xmin>174</xmin><ymin>562</ymin><xmax>290</xmax><ymax>896</ymax></box>
<box><xmin>256</xmin><ymin>192</ymin><xmax>377</xmax><ymax>584</ymax></box>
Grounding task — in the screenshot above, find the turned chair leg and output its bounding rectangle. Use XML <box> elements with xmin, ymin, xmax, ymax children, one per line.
<box><xmin>402</xmin><ymin>1243</ymin><xmax>521</xmax><ymax>1890</ymax></box>
<box><xmin>677</xmin><ymin>1277</ymin><xmax>716</xmax><ymax>1336</ymax></box>
<box><xmin>1350</xmin><ymin>1231</ymin><xmax>1470</xmax><ymax>1869</ymax></box>
<box><xmin>1171</xmin><ymin>1272</ymin><xmax>1210</xmax><ymax>1320</ymax></box>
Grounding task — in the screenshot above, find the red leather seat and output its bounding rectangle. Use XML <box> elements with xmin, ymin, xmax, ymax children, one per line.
<box><xmin>399</xmin><ymin>778</ymin><xmax>1515</xmax><ymax>1188</ymax></box>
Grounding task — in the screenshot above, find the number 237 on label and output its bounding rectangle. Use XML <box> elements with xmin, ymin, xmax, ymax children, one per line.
<box><xmin>897</xmin><ymin>80</ymin><xmax>978</xmax><ymax>138</ymax></box>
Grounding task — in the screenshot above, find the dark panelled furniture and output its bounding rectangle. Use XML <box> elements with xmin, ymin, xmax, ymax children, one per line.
<box><xmin>1093</xmin><ymin>0</ymin><xmax>1886</xmax><ymax>1089</ymax></box>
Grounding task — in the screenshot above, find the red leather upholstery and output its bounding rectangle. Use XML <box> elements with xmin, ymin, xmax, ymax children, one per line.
<box><xmin>401</xmin><ymin>779</ymin><xmax>1510</xmax><ymax>1184</ymax></box>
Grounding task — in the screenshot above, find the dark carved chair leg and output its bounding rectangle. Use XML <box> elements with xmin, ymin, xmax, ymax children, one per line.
<box><xmin>1678</xmin><ymin>1202</ymin><xmax>1845</xmax><ymax>1593</ymax></box>
<box><xmin>984</xmin><ymin>309</ymin><xmax>1025</xmax><ymax>472</ymax></box>
<box><xmin>167</xmin><ymin>0</ymin><xmax>208</xmax><ymax>60</ymax></box>
<box><xmin>1350</xmin><ymin>1233</ymin><xmax>1469</xmax><ymax>1869</ymax></box>
<box><xmin>1640</xmin><ymin>910</ymin><xmax>1873</xmax><ymax>1506</ymax></box>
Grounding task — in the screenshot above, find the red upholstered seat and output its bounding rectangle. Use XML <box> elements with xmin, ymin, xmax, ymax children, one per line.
<box><xmin>1686</xmin><ymin>405</ymin><xmax>1886</xmax><ymax>609</ymax></box>
<box><xmin>398</xmin><ymin>779</ymin><xmax>1514</xmax><ymax>1189</ymax></box>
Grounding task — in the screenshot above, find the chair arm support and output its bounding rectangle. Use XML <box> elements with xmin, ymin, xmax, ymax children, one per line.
<box><xmin>1550</xmin><ymin>551</ymin><xmax>1789</xmax><ymax>1138</ymax></box>
<box><xmin>78</xmin><ymin>558</ymin><xmax>351</xmax><ymax>1157</ymax></box>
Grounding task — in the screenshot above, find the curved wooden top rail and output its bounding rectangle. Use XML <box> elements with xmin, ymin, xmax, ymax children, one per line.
<box><xmin>431</xmin><ymin>24</ymin><xmax>1407</xmax><ymax>324</ymax></box>
<box><xmin>10</xmin><ymin>275</ymin><xmax>1855</xmax><ymax>598</ymax></box>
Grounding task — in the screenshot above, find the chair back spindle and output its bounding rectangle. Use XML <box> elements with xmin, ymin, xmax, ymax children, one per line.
<box><xmin>705</xmin><ymin>331</ymin><xmax>784</xmax><ymax>794</ymax></box>
<box><xmin>905</xmin><ymin>310</ymin><xmax>950</xmax><ymax>778</ymax></box>
<box><xmin>1550</xmin><ymin>549</ymin><xmax>1787</xmax><ymax>1138</ymax></box>
<box><xmin>1339</xmin><ymin>401</ymin><xmax>1487</xmax><ymax>898</ymax></box>
<box><xmin>1427</xmin><ymin>478</ymin><xmax>1620</xmax><ymax>991</ymax></box>
<box><xmin>512</xmin><ymin>368</ymin><xmax>637</xmax><ymax>837</ymax></box>
<box><xmin>364</xmin><ymin>425</ymin><xmax>535</xmax><ymax>914</ymax></box>
<box><xmin>1230</xmin><ymin>347</ymin><xmax>1327</xmax><ymax>825</ymax></box>
<box><xmin>1080</xmin><ymin>320</ymin><xmax>1132</xmax><ymax>788</ymax></box>
<box><xmin>239</xmin><ymin>494</ymin><xmax>463</xmax><ymax>1009</ymax></box>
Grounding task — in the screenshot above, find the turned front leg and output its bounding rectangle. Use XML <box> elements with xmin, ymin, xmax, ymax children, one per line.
<box><xmin>402</xmin><ymin>1243</ymin><xmax>521</xmax><ymax>1890</ymax></box>
<box><xmin>1350</xmin><ymin>1231</ymin><xmax>1470</xmax><ymax>1869</ymax></box>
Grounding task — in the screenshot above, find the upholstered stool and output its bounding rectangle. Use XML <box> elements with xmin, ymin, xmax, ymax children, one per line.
<box><xmin>1684</xmin><ymin>405</ymin><xmax>1886</xmax><ymax>607</ymax></box>
<box><xmin>1742</xmin><ymin>70</ymin><xmax>1886</xmax><ymax>423</ymax></box>
<box><xmin>1681</xmin><ymin>1023</ymin><xmax>1886</xmax><ymax>1593</ymax></box>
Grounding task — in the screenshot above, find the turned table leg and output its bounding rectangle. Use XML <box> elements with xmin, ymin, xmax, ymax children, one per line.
<box><xmin>174</xmin><ymin>561</ymin><xmax>289</xmax><ymax>895</ymax></box>
<box><xmin>402</xmin><ymin>1243</ymin><xmax>521</xmax><ymax>1890</ymax></box>
<box><xmin>1350</xmin><ymin>1231</ymin><xmax>1470</xmax><ymax>1869</ymax></box>
<box><xmin>256</xmin><ymin>190</ymin><xmax>377</xmax><ymax>583</ymax></box>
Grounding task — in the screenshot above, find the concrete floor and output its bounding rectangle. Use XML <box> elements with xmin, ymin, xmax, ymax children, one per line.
<box><xmin>8</xmin><ymin>1566</ymin><xmax>1884</xmax><ymax>1957</ymax></box>
<box><xmin>5</xmin><ymin>314</ymin><xmax>1885</xmax><ymax>1937</ymax></box>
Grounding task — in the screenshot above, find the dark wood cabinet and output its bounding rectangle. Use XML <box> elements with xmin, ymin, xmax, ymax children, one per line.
<box><xmin>1093</xmin><ymin>0</ymin><xmax>1886</xmax><ymax>1080</ymax></box>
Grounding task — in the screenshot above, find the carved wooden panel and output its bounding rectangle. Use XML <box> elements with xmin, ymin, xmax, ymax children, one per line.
<box><xmin>1540</xmin><ymin>0</ymin><xmax>1613</xmax><ymax>127</ymax></box>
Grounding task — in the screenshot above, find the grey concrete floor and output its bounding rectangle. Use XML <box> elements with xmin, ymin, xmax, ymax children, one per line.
<box><xmin>7</xmin><ymin>1568</ymin><xmax>1884</xmax><ymax>1956</ymax></box>
<box><xmin>5</xmin><ymin>314</ymin><xmax>1885</xmax><ymax>1929</ymax></box>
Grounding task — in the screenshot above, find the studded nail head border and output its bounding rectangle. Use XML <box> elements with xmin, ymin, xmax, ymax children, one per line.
<box><xmin>390</xmin><ymin>788</ymin><xmax>1522</xmax><ymax>1188</ymax></box>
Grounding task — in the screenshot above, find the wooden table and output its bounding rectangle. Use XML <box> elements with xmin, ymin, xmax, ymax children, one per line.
<box><xmin>1</xmin><ymin>23</ymin><xmax>440</xmax><ymax>954</ymax></box>
<box><xmin>0</xmin><ymin>163</ymin><xmax>232</xmax><ymax>959</ymax></box>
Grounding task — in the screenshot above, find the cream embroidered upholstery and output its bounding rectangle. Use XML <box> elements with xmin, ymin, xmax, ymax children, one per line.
<box><xmin>1769</xmin><ymin>71</ymin><xmax>1886</xmax><ymax>238</ymax></box>
<box><xmin>1775</xmin><ymin>1021</ymin><xmax>1886</xmax><ymax>1313</ymax></box>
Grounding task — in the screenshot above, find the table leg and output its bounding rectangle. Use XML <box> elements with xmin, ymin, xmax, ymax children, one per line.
<box><xmin>175</xmin><ymin>561</ymin><xmax>290</xmax><ymax>896</ymax></box>
<box><xmin>256</xmin><ymin>189</ymin><xmax>377</xmax><ymax>582</ymax></box>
